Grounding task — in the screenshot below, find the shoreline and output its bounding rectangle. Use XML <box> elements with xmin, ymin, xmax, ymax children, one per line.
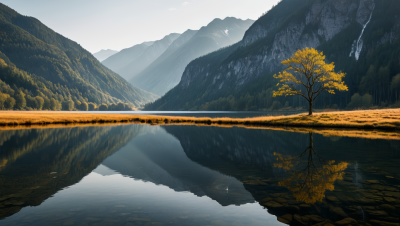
<box><xmin>0</xmin><ymin>109</ymin><xmax>399</xmax><ymax>140</ymax></box>
<box><xmin>1</xmin><ymin>109</ymin><xmax>399</xmax><ymax>129</ymax></box>
<box><xmin>1</xmin><ymin>109</ymin><xmax>399</xmax><ymax>130</ymax></box>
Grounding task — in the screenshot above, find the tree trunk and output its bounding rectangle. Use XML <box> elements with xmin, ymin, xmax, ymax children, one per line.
<box><xmin>308</xmin><ymin>100</ymin><xmax>313</xmax><ymax>116</ymax></box>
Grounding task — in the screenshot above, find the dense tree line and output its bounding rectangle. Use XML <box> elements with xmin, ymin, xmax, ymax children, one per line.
<box><xmin>0</xmin><ymin>59</ymin><xmax>134</xmax><ymax>111</ymax></box>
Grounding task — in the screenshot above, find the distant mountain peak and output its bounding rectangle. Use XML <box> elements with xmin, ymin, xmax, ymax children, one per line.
<box><xmin>129</xmin><ymin>17</ymin><xmax>254</xmax><ymax>96</ymax></box>
<box><xmin>146</xmin><ymin>0</ymin><xmax>400</xmax><ymax>111</ymax></box>
<box><xmin>93</xmin><ymin>49</ymin><xmax>118</xmax><ymax>61</ymax></box>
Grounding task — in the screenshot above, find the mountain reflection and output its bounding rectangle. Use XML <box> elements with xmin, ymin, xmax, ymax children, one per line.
<box><xmin>99</xmin><ymin>126</ymin><xmax>255</xmax><ymax>206</ymax></box>
<box><xmin>0</xmin><ymin>125</ymin><xmax>144</xmax><ymax>219</ymax></box>
<box><xmin>164</xmin><ymin>125</ymin><xmax>400</xmax><ymax>226</ymax></box>
<box><xmin>0</xmin><ymin>125</ymin><xmax>399</xmax><ymax>226</ymax></box>
<box><xmin>273</xmin><ymin>132</ymin><xmax>348</xmax><ymax>204</ymax></box>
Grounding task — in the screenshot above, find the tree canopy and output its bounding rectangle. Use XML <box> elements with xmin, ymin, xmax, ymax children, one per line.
<box><xmin>273</xmin><ymin>48</ymin><xmax>348</xmax><ymax>115</ymax></box>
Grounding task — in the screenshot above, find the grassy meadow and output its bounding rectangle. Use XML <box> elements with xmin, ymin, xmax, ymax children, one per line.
<box><xmin>0</xmin><ymin>109</ymin><xmax>399</xmax><ymax>140</ymax></box>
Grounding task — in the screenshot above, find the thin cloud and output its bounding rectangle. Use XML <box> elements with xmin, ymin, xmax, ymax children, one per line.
<box><xmin>183</xmin><ymin>2</ymin><xmax>190</xmax><ymax>6</ymax></box>
<box><xmin>168</xmin><ymin>7</ymin><xmax>177</xmax><ymax>11</ymax></box>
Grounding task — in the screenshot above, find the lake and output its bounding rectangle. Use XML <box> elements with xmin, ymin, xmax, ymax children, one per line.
<box><xmin>0</xmin><ymin>122</ymin><xmax>399</xmax><ymax>225</ymax></box>
<box><xmin>66</xmin><ymin>110</ymin><xmax>305</xmax><ymax>118</ymax></box>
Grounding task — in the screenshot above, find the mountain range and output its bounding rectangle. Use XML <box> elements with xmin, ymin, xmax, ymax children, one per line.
<box><xmin>0</xmin><ymin>3</ymin><xmax>157</xmax><ymax>110</ymax></box>
<box><xmin>93</xmin><ymin>49</ymin><xmax>118</xmax><ymax>62</ymax></box>
<box><xmin>101</xmin><ymin>41</ymin><xmax>154</xmax><ymax>76</ymax></box>
<box><xmin>146</xmin><ymin>0</ymin><xmax>400</xmax><ymax>111</ymax></box>
<box><xmin>129</xmin><ymin>18</ymin><xmax>254</xmax><ymax>96</ymax></box>
<box><xmin>103</xmin><ymin>34</ymin><xmax>180</xmax><ymax>81</ymax></box>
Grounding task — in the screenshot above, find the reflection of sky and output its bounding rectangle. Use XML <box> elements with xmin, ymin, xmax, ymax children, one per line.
<box><xmin>3</xmin><ymin>171</ymin><xmax>282</xmax><ymax>226</ymax></box>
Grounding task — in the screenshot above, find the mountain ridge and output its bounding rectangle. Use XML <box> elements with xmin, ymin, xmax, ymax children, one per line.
<box><xmin>0</xmin><ymin>3</ymin><xmax>158</xmax><ymax>110</ymax></box>
<box><xmin>93</xmin><ymin>49</ymin><xmax>118</xmax><ymax>62</ymax></box>
<box><xmin>116</xmin><ymin>33</ymin><xmax>181</xmax><ymax>81</ymax></box>
<box><xmin>130</xmin><ymin>17</ymin><xmax>254</xmax><ymax>96</ymax></box>
<box><xmin>102</xmin><ymin>41</ymin><xmax>154</xmax><ymax>74</ymax></box>
<box><xmin>146</xmin><ymin>0</ymin><xmax>400</xmax><ymax>111</ymax></box>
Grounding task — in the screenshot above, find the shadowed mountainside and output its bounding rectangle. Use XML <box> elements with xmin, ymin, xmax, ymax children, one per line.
<box><xmin>146</xmin><ymin>0</ymin><xmax>400</xmax><ymax>111</ymax></box>
<box><xmin>0</xmin><ymin>3</ymin><xmax>158</xmax><ymax>108</ymax></box>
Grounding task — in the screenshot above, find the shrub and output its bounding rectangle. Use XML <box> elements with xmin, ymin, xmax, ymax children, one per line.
<box><xmin>99</xmin><ymin>104</ymin><xmax>108</xmax><ymax>111</ymax></box>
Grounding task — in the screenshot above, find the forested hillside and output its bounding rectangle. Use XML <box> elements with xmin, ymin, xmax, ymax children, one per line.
<box><xmin>146</xmin><ymin>0</ymin><xmax>400</xmax><ymax>111</ymax></box>
<box><xmin>0</xmin><ymin>3</ymin><xmax>158</xmax><ymax>111</ymax></box>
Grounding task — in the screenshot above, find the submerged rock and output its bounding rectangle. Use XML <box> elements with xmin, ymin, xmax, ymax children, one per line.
<box><xmin>335</xmin><ymin>217</ymin><xmax>358</xmax><ymax>225</ymax></box>
<box><xmin>264</xmin><ymin>201</ymin><xmax>283</xmax><ymax>208</ymax></box>
<box><xmin>329</xmin><ymin>206</ymin><xmax>348</xmax><ymax>218</ymax></box>
<box><xmin>326</xmin><ymin>196</ymin><xmax>341</xmax><ymax>204</ymax></box>
<box><xmin>279</xmin><ymin>214</ymin><xmax>293</xmax><ymax>223</ymax></box>
<box><xmin>369</xmin><ymin>219</ymin><xmax>400</xmax><ymax>226</ymax></box>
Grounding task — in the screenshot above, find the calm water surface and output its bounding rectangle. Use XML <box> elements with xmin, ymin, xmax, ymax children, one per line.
<box><xmin>70</xmin><ymin>111</ymin><xmax>304</xmax><ymax>118</ymax></box>
<box><xmin>0</xmin><ymin>121</ymin><xmax>399</xmax><ymax>226</ymax></box>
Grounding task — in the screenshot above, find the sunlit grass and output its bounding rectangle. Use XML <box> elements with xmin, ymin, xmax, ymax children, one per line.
<box><xmin>0</xmin><ymin>109</ymin><xmax>399</xmax><ymax>140</ymax></box>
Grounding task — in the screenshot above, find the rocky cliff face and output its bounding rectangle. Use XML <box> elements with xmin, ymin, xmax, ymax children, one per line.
<box><xmin>147</xmin><ymin>0</ymin><xmax>400</xmax><ymax>111</ymax></box>
<box><xmin>181</xmin><ymin>0</ymin><xmax>380</xmax><ymax>90</ymax></box>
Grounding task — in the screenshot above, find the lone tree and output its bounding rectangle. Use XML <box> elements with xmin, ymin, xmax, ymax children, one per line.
<box><xmin>273</xmin><ymin>48</ymin><xmax>348</xmax><ymax>115</ymax></box>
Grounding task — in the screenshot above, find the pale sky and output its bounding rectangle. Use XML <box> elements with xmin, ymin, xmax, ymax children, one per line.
<box><xmin>1</xmin><ymin>0</ymin><xmax>279</xmax><ymax>53</ymax></box>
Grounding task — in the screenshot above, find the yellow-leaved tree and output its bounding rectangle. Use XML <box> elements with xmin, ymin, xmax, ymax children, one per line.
<box><xmin>273</xmin><ymin>48</ymin><xmax>348</xmax><ymax>115</ymax></box>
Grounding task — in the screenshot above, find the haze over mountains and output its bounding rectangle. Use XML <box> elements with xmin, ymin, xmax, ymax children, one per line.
<box><xmin>103</xmin><ymin>34</ymin><xmax>180</xmax><ymax>81</ymax></box>
<box><xmin>101</xmin><ymin>17</ymin><xmax>254</xmax><ymax>96</ymax></box>
<box><xmin>129</xmin><ymin>18</ymin><xmax>254</xmax><ymax>96</ymax></box>
<box><xmin>2</xmin><ymin>0</ymin><xmax>399</xmax><ymax>112</ymax></box>
<box><xmin>101</xmin><ymin>41</ymin><xmax>154</xmax><ymax>76</ymax></box>
<box><xmin>0</xmin><ymin>3</ymin><xmax>157</xmax><ymax>110</ymax></box>
<box><xmin>93</xmin><ymin>49</ymin><xmax>118</xmax><ymax>62</ymax></box>
<box><xmin>146</xmin><ymin>0</ymin><xmax>400</xmax><ymax>111</ymax></box>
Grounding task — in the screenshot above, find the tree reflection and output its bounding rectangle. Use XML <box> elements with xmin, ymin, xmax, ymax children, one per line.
<box><xmin>273</xmin><ymin>132</ymin><xmax>348</xmax><ymax>204</ymax></box>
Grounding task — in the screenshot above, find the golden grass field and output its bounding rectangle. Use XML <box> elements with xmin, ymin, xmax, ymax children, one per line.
<box><xmin>0</xmin><ymin>109</ymin><xmax>399</xmax><ymax>140</ymax></box>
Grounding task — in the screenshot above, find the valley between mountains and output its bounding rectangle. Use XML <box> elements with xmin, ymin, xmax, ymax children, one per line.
<box><xmin>1</xmin><ymin>0</ymin><xmax>400</xmax><ymax>112</ymax></box>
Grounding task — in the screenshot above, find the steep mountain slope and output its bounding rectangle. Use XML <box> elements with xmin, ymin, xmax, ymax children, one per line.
<box><xmin>93</xmin><ymin>49</ymin><xmax>118</xmax><ymax>61</ymax></box>
<box><xmin>101</xmin><ymin>41</ymin><xmax>154</xmax><ymax>74</ymax></box>
<box><xmin>0</xmin><ymin>3</ymin><xmax>157</xmax><ymax>110</ymax></box>
<box><xmin>130</xmin><ymin>18</ymin><xmax>254</xmax><ymax>96</ymax></box>
<box><xmin>146</xmin><ymin>0</ymin><xmax>400</xmax><ymax>111</ymax></box>
<box><xmin>116</xmin><ymin>33</ymin><xmax>181</xmax><ymax>81</ymax></box>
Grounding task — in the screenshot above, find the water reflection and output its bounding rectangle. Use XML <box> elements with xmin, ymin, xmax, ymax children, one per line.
<box><xmin>0</xmin><ymin>124</ymin><xmax>399</xmax><ymax>226</ymax></box>
<box><xmin>99</xmin><ymin>126</ymin><xmax>255</xmax><ymax>206</ymax></box>
<box><xmin>0</xmin><ymin>125</ymin><xmax>144</xmax><ymax>219</ymax></box>
<box><xmin>164</xmin><ymin>126</ymin><xmax>400</xmax><ymax>226</ymax></box>
<box><xmin>273</xmin><ymin>132</ymin><xmax>348</xmax><ymax>204</ymax></box>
